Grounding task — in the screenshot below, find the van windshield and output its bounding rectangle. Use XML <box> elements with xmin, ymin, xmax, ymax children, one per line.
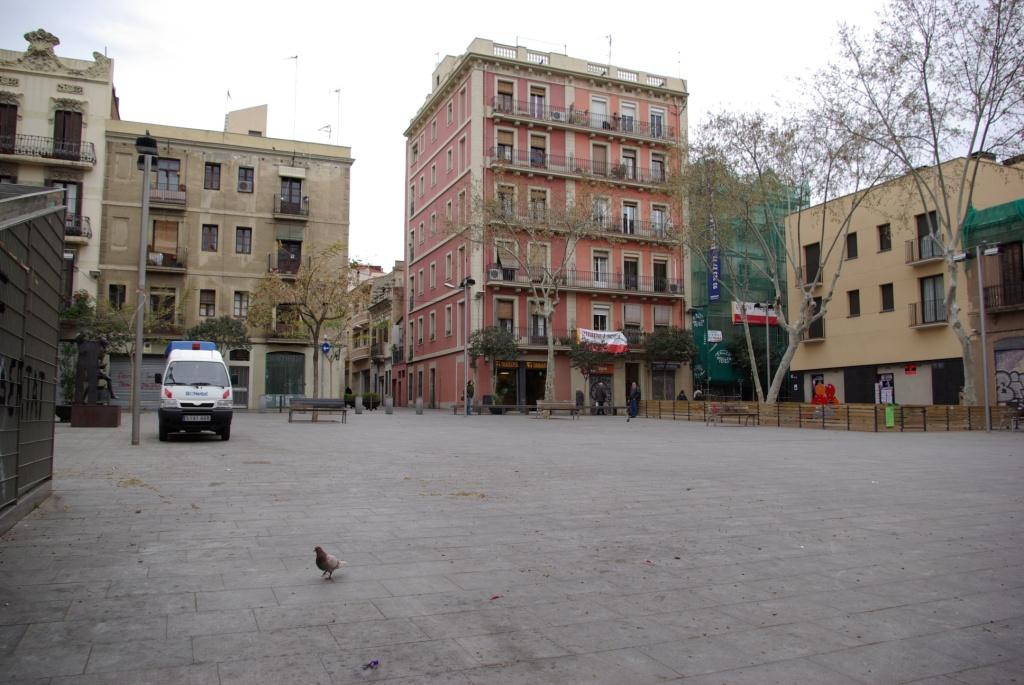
<box><xmin>165</xmin><ymin>361</ymin><xmax>230</xmax><ymax>387</ymax></box>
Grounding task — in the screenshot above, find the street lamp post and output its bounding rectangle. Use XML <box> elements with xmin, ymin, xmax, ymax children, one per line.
<box><xmin>445</xmin><ymin>276</ymin><xmax>476</xmax><ymax>415</ymax></box>
<box><xmin>976</xmin><ymin>243</ymin><xmax>1000</xmax><ymax>432</ymax></box>
<box><xmin>132</xmin><ymin>133</ymin><xmax>158</xmax><ymax>446</ymax></box>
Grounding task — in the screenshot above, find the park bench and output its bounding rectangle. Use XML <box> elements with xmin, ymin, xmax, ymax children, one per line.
<box><xmin>535</xmin><ymin>400</ymin><xmax>580</xmax><ymax>419</ymax></box>
<box><xmin>706</xmin><ymin>402</ymin><xmax>758</xmax><ymax>426</ymax></box>
<box><xmin>288</xmin><ymin>397</ymin><xmax>348</xmax><ymax>423</ymax></box>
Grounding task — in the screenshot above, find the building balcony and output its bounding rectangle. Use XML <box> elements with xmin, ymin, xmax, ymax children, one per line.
<box><xmin>983</xmin><ymin>282</ymin><xmax>1024</xmax><ymax>312</ymax></box>
<box><xmin>490</xmin><ymin>97</ymin><xmax>678</xmax><ymax>142</ymax></box>
<box><xmin>905</xmin><ymin>237</ymin><xmax>944</xmax><ymax>265</ymax></box>
<box><xmin>801</xmin><ymin>325</ymin><xmax>825</xmax><ymax>343</ymax></box>
<box><xmin>486</xmin><ymin>148</ymin><xmax>668</xmax><ymax>188</ymax></box>
<box><xmin>350</xmin><ymin>343</ymin><xmax>370</xmax><ymax>362</ymax></box>
<box><xmin>909</xmin><ymin>301</ymin><xmax>948</xmax><ymax>328</ymax></box>
<box><xmin>150</xmin><ymin>184</ymin><xmax>187</xmax><ymax>207</ymax></box>
<box><xmin>391</xmin><ymin>345</ymin><xmax>405</xmax><ymax>364</ymax></box>
<box><xmin>267</xmin><ymin>252</ymin><xmax>305</xmax><ymax>277</ymax></box>
<box><xmin>264</xmin><ymin>322</ymin><xmax>304</xmax><ymax>340</ymax></box>
<box><xmin>64</xmin><ymin>214</ymin><xmax>92</xmax><ymax>242</ymax></box>
<box><xmin>492</xmin><ymin>207</ymin><xmax>675</xmax><ymax>242</ymax></box>
<box><xmin>485</xmin><ymin>264</ymin><xmax>683</xmax><ymax>297</ymax></box>
<box><xmin>274</xmin><ymin>196</ymin><xmax>309</xmax><ymax>220</ymax></box>
<box><xmin>146</xmin><ymin>247</ymin><xmax>187</xmax><ymax>272</ymax></box>
<box><xmin>0</xmin><ymin>134</ymin><xmax>96</xmax><ymax>167</ymax></box>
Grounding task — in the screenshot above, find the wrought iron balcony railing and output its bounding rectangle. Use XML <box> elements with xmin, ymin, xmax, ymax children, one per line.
<box><xmin>274</xmin><ymin>196</ymin><xmax>310</xmax><ymax>217</ymax></box>
<box><xmin>492</xmin><ymin>207</ymin><xmax>675</xmax><ymax>240</ymax></box>
<box><xmin>146</xmin><ymin>247</ymin><xmax>187</xmax><ymax>270</ymax></box>
<box><xmin>487</xmin><ymin>147</ymin><xmax>668</xmax><ymax>186</ymax></box>
<box><xmin>490</xmin><ymin>97</ymin><xmax>677</xmax><ymax>141</ymax></box>
<box><xmin>905</xmin><ymin>237</ymin><xmax>943</xmax><ymax>264</ymax></box>
<box><xmin>268</xmin><ymin>252</ymin><xmax>305</xmax><ymax>276</ymax></box>
<box><xmin>392</xmin><ymin>345</ymin><xmax>405</xmax><ymax>364</ymax></box>
<box><xmin>983</xmin><ymin>282</ymin><xmax>1024</xmax><ymax>310</ymax></box>
<box><xmin>485</xmin><ymin>264</ymin><xmax>683</xmax><ymax>295</ymax></box>
<box><xmin>909</xmin><ymin>301</ymin><xmax>948</xmax><ymax>327</ymax></box>
<box><xmin>0</xmin><ymin>134</ymin><xmax>96</xmax><ymax>164</ymax></box>
<box><xmin>150</xmin><ymin>183</ymin><xmax>186</xmax><ymax>205</ymax></box>
<box><xmin>64</xmin><ymin>214</ymin><xmax>92</xmax><ymax>238</ymax></box>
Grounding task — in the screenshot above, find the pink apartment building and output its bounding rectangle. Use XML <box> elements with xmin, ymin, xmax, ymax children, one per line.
<box><xmin>402</xmin><ymin>38</ymin><xmax>689</xmax><ymax>409</ymax></box>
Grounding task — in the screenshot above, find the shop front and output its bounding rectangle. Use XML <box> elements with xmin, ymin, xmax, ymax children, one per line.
<box><xmin>493</xmin><ymin>359</ymin><xmax>548</xmax><ymax>406</ymax></box>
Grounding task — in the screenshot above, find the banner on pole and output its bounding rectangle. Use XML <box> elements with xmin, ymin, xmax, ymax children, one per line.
<box><xmin>708</xmin><ymin>248</ymin><xmax>721</xmax><ymax>301</ymax></box>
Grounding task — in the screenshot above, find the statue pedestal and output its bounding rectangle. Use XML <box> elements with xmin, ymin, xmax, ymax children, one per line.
<box><xmin>71</xmin><ymin>404</ymin><xmax>121</xmax><ymax>427</ymax></box>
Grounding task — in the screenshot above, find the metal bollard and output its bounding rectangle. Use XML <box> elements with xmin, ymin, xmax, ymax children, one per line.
<box><xmin>415</xmin><ymin>397</ymin><xmax>423</xmax><ymax>415</ymax></box>
<box><xmin>384</xmin><ymin>396</ymin><xmax>393</xmax><ymax>414</ymax></box>
<box><xmin>355</xmin><ymin>395</ymin><xmax>363</xmax><ymax>414</ymax></box>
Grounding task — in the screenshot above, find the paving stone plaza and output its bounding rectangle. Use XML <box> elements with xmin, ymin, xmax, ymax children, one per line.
<box><xmin>0</xmin><ymin>411</ymin><xmax>1022</xmax><ymax>684</ymax></box>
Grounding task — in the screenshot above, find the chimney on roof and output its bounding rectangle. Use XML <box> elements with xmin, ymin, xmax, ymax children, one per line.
<box><xmin>1001</xmin><ymin>153</ymin><xmax>1024</xmax><ymax>167</ymax></box>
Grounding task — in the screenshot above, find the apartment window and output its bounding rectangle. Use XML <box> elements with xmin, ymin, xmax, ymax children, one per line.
<box><xmin>201</xmin><ymin>224</ymin><xmax>219</xmax><ymax>252</ymax></box>
<box><xmin>418</xmin><ymin>222</ymin><xmax>425</xmax><ymax>243</ymax></box>
<box><xmin>529</xmin><ymin>85</ymin><xmax>546</xmax><ymax>118</ymax></box>
<box><xmin>430</xmin><ymin>164</ymin><xmax>436</xmax><ymax>186</ymax></box>
<box><xmin>592</xmin><ymin>143</ymin><xmax>609</xmax><ymax>175</ymax></box>
<box><xmin>238</xmin><ymin>167</ymin><xmax>254</xmax><ymax>192</ymax></box>
<box><xmin>233</xmin><ymin>291</ymin><xmax>249</xmax><ymax>318</ymax></box>
<box><xmin>593</xmin><ymin>251</ymin><xmax>610</xmax><ymax>286</ymax></box>
<box><xmin>108</xmin><ymin>284</ymin><xmax>126</xmax><ymax>310</ymax></box>
<box><xmin>458</xmin><ymin>245</ymin><xmax>465</xmax><ymax>281</ymax></box>
<box><xmin>496</xmin><ymin>80</ymin><xmax>514</xmax><ymax>112</ymax></box>
<box><xmin>199</xmin><ymin>289</ymin><xmax>216</xmax><ymax>317</ymax></box>
<box><xmin>48</xmin><ymin>180</ymin><xmax>82</xmax><ymax>219</ymax></box>
<box><xmin>155</xmin><ymin>158</ymin><xmax>180</xmax><ymax>190</ymax></box>
<box><xmin>498</xmin><ymin>184</ymin><xmax>516</xmax><ymax>216</ymax></box>
<box><xmin>418</xmin><ymin>175</ymin><xmax>424</xmax><ymax>197</ymax></box>
<box><xmin>529</xmin><ymin>134</ymin><xmax>546</xmax><ymax>168</ymax></box>
<box><xmin>878</xmin><ymin>223</ymin><xmax>892</xmax><ymax>252</ymax></box>
<box><xmin>846</xmin><ymin>232</ymin><xmax>858</xmax><ymax>259</ymax></box>
<box><xmin>808</xmin><ymin>297</ymin><xmax>825</xmax><ymax>339</ymax></box>
<box><xmin>848</xmin><ymin>289</ymin><xmax>861</xmax><ymax>317</ymax></box>
<box><xmin>803</xmin><ymin>242</ymin><xmax>821</xmax><ymax>284</ymax></box>
<box><xmin>459</xmin><ymin>88</ymin><xmax>467</xmax><ymax>120</ymax></box>
<box><xmin>417</xmin><ymin>316</ymin><xmax>424</xmax><ymax>344</ymax></box>
<box><xmin>445</xmin><ymin>252</ymin><xmax>452</xmax><ymax>280</ymax></box>
<box><xmin>459</xmin><ymin>137</ymin><xmax>467</xmax><ymax>169</ymax></box>
<box><xmin>653</xmin><ymin>304</ymin><xmax>671</xmax><ymax>329</ymax></box>
<box><xmin>458</xmin><ymin>191</ymin><xmax>466</xmax><ymax>226</ymax></box>
<box><xmin>651</xmin><ymin>205</ymin><xmax>668</xmax><ymax>236</ymax></box>
<box><xmin>235</xmin><ymin>227</ymin><xmax>252</xmax><ymax>254</ymax></box>
<box><xmin>496</xmin><ymin>299</ymin><xmax>515</xmax><ymax>332</ymax></box>
<box><xmin>620</xmin><ymin>102</ymin><xmax>637</xmax><ymax>133</ymax></box>
<box><xmin>527</xmin><ymin>242</ymin><xmax>549</xmax><ymax>277</ymax></box>
<box><xmin>593</xmin><ymin>197</ymin><xmax>611</xmax><ymax>226</ymax></box>
<box><xmin>916</xmin><ymin>211</ymin><xmax>940</xmax><ymax>259</ymax></box>
<box><xmin>622</xmin><ymin>202</ymin><xmax>638</xmax><ymax>234</ymax></box>
<box><xmin>446</xmin><ymin>200</ymin><xmax>452</xmax><ymax>221</ymax></box>
<box><xmin>280</xmin><ymin>177</ymin><xmax>302</xmax><ymax>212</ymax></box>
<box><xmin>429</xmin><ymin>262</ymin><xmax>436</xmax><ymax>289</ymax></box>
<box><xmin>417</xmin><ymin>269</ymin><xmax>424</xmax><ymax>294</ymax></box>
<box><xmin>623</xmin><ymin>303</ymin><xmax>642</xmax><ymax>327</ymax></box>
<box><xmin>446</xmin><ymin>148</ymin><xmax>453</xmax><ymax>171</ymax></box>
<box><xmin>653</xmin><ymin>260</ymin><xmax>669</xmax><ymax>292</ymax></box>
<box><xmin>530</xmin><ymin>313</ymin><xmax>547</xmax><ymax>342</ymax></box>
<box><xmin>151</xmin><ymin>219</ymin><xmax>178</xmax><ymax>256</ymax></box>
<box><xmin>592</xmin><ymin>304</ymin><xmax>610</xmax><ymax>331</ymax></box>
<box><xmin>430</xmin><ymin>213</ymin><xmax>437</xmax><ymax>236</ymax></box>
<box><xmin>650</xmin><ymin>107</ymin><xmax>666</xmax><ymax>137</ymax></box>
<box><xmin>410</xmin><ymin>141</ymin><xmax>419</xmax><ymax>164</ymax></box>
<box><xmin>445</xmin><ymin>305</ymin><xmax>452</xmax><ymax>336</ymax></box>
<box><xmin>920</xmin><ymin>274</ymin><xmax>945</xmax><ymax>323</ymax></box>
<box><xmin>0</xmin><ymin>103</ymin><xmax>17</xmax><ymax>154</ymax></box>
<box><xmin>496</xmin><ymin>130</ymin><xmax>514</xmax><ymax>161</ymax></box>
<box><xmin>623</xmin><ymin>256</ymin><xmax>639</xmax><ymax>290</ymax></box>
<box><xmin>149</xmin><ymin>287</ymin><xmax>176</xmax><ymax>324</ymax></box>
<box><xmin>529</xmin><ymin>188</ymin><xmax>547</xmax><ymax>220</ymax></box>
<box><xmin>620</xmin><ymin>149</ymin><xmax>637</xmax><ymax>180</ymax></box>
<box><xmin>880</xmin><ymin>283</ymin><xmax>895</xmax><ymax>312</ymax></box>
<box><xmin>409</xmin><ymin>184</ymin><xmax>415</xmax><ymax>216</ymax></box>
<box><xmin>651</xmin><ymin>153</ymin><xmax>666</xmax><ymax>182</ymax></box>
<box><xmin>429</xmin><ymin>312</ymin><xmax>436</xmax><ymax>340</ymax></box>
<box><xmin>53</xmin><ymin>109</ymin><xmax>83</xmax><ymax>160</ymax></box>
<box><xmin>203</xmin><ymin>162</ymin><xmax>221</xmax><ymax>190</ymax></box>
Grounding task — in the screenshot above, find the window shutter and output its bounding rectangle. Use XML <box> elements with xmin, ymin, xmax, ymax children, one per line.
<box><xmin>624</xmin><ymin>303</ymin><xmax>642</xmax><ymax>324</ymax></box>
<box><xmin>654</xmin><ymin>305</ymin><xmax>670</xmax><ymax>326</ymax></box>
<box><xmin>497</xmin><ymin>300</ymin><xmax>514</xmax><ymax>320</ymax></box>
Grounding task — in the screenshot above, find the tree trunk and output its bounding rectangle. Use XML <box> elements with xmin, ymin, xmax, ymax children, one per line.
<box><xmin>946</xmin><ymin>271</ymin><xmax>977</xmax><ymax>405</ymax></box>
<box><xmin>544</xmin><ymin>310</ymin><xmax>555</xmax><ymax>402</ymax></box>
<box><xmin>311</xmin><ymin>323</ymin><xmax>322</xmax><ymax>398</ymax></box>
<box><xmin>739</xmin><ymin>319</ymin><xmax>765</xmax><ymax>402</ymax></box>
<box><xmin>766</xmin><ymin>327</ymin><xmax>802</xmax><ymax>403</ymax></box>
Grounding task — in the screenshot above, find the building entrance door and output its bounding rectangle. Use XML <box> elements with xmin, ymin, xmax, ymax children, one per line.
<box><xmin>429</xmin><ymin>368</ymin><xmax>436</xmax><ymax>408</ymax></box>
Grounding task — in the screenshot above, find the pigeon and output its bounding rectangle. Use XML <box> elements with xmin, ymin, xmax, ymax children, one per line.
<box><xmin>314</xmin><ymin>545</ymin><xmax>346</xmax><ymax>579</ymax></box>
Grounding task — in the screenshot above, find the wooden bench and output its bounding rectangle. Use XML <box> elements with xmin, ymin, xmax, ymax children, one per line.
<box><xmin>288</xmin><ymin>397</ymin><xmax>348</xmax><ymax>423</ymax></box>
<box><xmin>535</xmin><ymin>400</ymin><xmax>580</xmax><ymax>419</ymax></box>
<box><xmin>706</xmin><ymin>403</ymin><xmax>758</xmax><ymax>426</ymax></box>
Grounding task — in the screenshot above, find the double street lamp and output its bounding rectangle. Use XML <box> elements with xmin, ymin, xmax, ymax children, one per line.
<box><xmin>445</xmin><ymin>276</ymin><xmax>475</xmax><ymax>415</ymax></box>
<box><xmin>131</xmin><ymin>133</ymin><xmax>158</xmax><ymax>446</ymax></box>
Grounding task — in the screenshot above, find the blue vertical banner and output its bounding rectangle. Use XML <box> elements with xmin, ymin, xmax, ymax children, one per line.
<box><xmin>708</xmin><ymin>247</ymin><xmax>721</xmax><ymax>302</ymax></box>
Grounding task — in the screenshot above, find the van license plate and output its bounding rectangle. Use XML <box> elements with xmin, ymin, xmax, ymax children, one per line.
<box><xmin>183</xmin><ymin>415</ymin><xmax>211</xmax><ymax>422</ymax></box>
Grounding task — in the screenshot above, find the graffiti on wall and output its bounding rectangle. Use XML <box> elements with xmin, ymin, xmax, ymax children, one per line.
<box><xmin>994</xmin><ymin>348</ymin><xmax>1024</xmax><ymax>404</ymax></box>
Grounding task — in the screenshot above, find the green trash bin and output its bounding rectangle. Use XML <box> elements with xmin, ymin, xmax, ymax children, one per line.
<box><xmin>884</xmin><ymin>404</ymin><xmax>896</xmax><ymax>428</ymax></box>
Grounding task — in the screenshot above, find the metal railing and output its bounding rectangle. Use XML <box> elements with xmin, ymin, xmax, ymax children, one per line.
<box><xmin>492</xmin><ymin>208</ymin><xmax>675</xmax><ymax>240</ymax></box>
<box><xmin>490</xmin><ymin>97</ymin><xmax>677</xmax><ymax>141</ymax></box>
<box><xmin>905</xmin><ymin>237</ymin><xmax>943</xmax><ymax>263</ymax></box>
<box><xmin>485</xmin><ymin>264</ymin><xmax>683</xmax><ymax>295</ymax></box>
<box><xmin>275</xmin><ymin>196</ymin><xmax>310</xmax><ymax>217</ymax></box>
<box><xmin>266</xmin><ymin>322</ymin><xmax>300</xmax><ymax>338</ymax></box>
<box><xmin>267</xmin><ymin>252</ymin><xmax>304</xmax><ymax>275</ymax></box>
<box><xmin>0</xmin><ymin>133</ymin><xmax>96</xmax><ymax>164</ymax></box>
<box><xmin>64</xmin><ymin>214</ymin><xmax>92</xmax><ymax>238</ymax></box>
<box><xmin>984</xmin><ymin>282</ymin><xmax>1024</xmax><ymax>310</ymax></box>
<box><xmin>909</xmin><ymin>301</ymin><xmax>948</xmax><ymax>326</ymax></box>
<box><xmin>146</xmin><ymin>247</ymin><xmax>187</xmax><ymax>269</ymax></box>
<box><xmin>487</xmin><ymin>147</ymin><xmax>667</xmax><ymax>186</ymax></box>
<box><xmin>496</xmin><ymin>326</ymin><xmax>650</xmax><ymax>348</ymax></box>
<box><xmin>392</xmin><ymin>345</ymin><xmax>404</xmax><ymax>364</ymax></box>
<box><xmin>150</xmin><ymin>184</ymin><xmax>186</xmax><ymax>205</ymax></box>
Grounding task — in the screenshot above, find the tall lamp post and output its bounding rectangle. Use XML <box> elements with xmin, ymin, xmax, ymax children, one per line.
<box><xmin>445</xmin><ymin>276</ymin><xmax>475</xmax><ymax>415</ymax></box>
<box><xmin>132</xmin><ymin>133</ymin><xmax>158</xmax><ymax>446</ymax></box>
<box><xmin>955</xmin><ymin>242</ymin><xmax>1000</xmax><ymax>432</ymax></box>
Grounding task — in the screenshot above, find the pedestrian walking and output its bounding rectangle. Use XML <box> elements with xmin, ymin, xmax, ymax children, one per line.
<box><xmin>593</xmin><ymin>381</ymin><xmax>608</xmax><ymax>415</ymax></box>
<box><xmin>465</xmin><ymin>380</ymin><xmax>474</xmax><ymax>415</ymax></box>
<box><xmin>627</xmin><ymin>382</ymin><xmax>641</xmax><ymax>421</ymax></box>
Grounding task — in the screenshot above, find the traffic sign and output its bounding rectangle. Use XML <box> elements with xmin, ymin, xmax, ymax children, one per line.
<box><xmin>321</xmin><ymin>341</ymin><xmax>332</xmax><ymax>354</ymax></box>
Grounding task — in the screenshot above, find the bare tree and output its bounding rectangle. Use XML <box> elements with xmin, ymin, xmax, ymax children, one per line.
<box><xmin>683</xmin><ymin>111</ymin><xmax>892</xmax><ymax>402</ymax></box>
<box><xmin>822</xmin><ymin>0</ymin><xmax>1024</xmax><ymax>403</ymax></box>
<box><xmin>461</xmin><ymin>183</ymin><xmax>610</xmax><ymax>401</ymax></box>
<box><xmin>248</xmin><ymin>242</ymin><xmax>365</xmax><ymax>398</ymax></box>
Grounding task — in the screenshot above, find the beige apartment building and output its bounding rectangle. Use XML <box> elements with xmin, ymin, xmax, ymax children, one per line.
<box><xmin>348</xmin><ymin>262</ymin><xmax>405</xmax><ymax>400</ymax></box>
<box><xmin>0</xmin><ymin>29</ymin><xmax>116</xmax><ymax>301</ymax></box>
<box><xmin>789</xmin><ymin>155</ymin><xmax>1024</xmax><ymax>405</ymax></box>
<box><xmin>100</xmin><ymin>118</ymin><xmax>353</xmax><ymax>409</ymax></box>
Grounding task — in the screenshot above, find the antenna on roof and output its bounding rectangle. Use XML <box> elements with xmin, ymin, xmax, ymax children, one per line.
<box><xmin>606</xmin><ymin>34</ymin><xmax>612</xmax><ymax>65</ymax></box>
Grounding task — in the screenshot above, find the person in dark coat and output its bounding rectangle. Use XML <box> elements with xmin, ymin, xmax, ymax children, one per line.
<box><xmin>676</xmin><ymin>389</ymin><xmax>687</xmax><ymax>401</ymax></box>
<box><xmin>593</xmin><ymin>381</ymin><xmax>608</xmax><ymax>415</ymax></box>
<box><xmin>627</xmin><ymin>382</ymin><xmax>641</xmax><ymax>421</ymax></box>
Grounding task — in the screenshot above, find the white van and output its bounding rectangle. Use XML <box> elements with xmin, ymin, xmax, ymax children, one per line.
<box><xmin>155</xmin><ymin>341</ymin><xmax>233</xmax><ymax>441</ymax></box>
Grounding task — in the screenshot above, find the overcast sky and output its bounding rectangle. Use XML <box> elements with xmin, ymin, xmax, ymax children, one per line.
<box><xmin>6</xmin><ymin>0</ymin><xmax>888</xmax><ymax>267</ymax></box>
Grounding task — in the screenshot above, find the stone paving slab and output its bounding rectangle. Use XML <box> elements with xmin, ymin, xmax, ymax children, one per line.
<box><xmin>0</xmin><ymin>410</ymin><xmax>1021</xmax><ymax>683</ymax></box>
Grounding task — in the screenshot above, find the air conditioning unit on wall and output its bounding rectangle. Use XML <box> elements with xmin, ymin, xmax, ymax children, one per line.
<box><xmin>668</xmin><ymin>283</ymin><xmax>680</xmax><ymax>293</ymax></box>
<box><xmin>487</xmin><ymin>268</ymin><xmax>502</xmax><ymax>280</ymax></box>
<box><xmin>551</xmin><ymin>111</ymin><xmax>562</xmax><ymax>121</ymax></box>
